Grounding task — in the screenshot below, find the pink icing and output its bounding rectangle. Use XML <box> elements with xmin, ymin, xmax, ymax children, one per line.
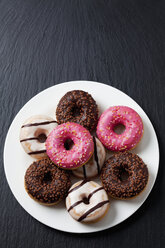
<box><xmin>46</xmin><ymin>122</ymin><xmax>94</xmax><ymax>169</ymax></box>
<box><xmin>96</xmin><ymin>106</ymin><xmax>143</xmax><ymax>151</ymax></box>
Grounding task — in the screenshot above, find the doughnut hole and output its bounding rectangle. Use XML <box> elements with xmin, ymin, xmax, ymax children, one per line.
<box><xmin>113</xmin><ymin>123</ymin><xmax>126</xmax><ymax>135</ymax></box>
<box><xmin>38</xmin><ymin>133</ymin><xmax>47</xmax><ymax>143</ymax></box>
<box><xmin>81</xmin><ymin>194</ymin><xmax>90</xmax><ymax>205</ymax></box>
<box><xmin>42</xmin><ymin>171</ymin><xmax>52</xmax><ymax>184</ymax></box>
<box><xmin>72</xmin><ymin>105</ymin><xmax>81</xmax><ymax>117</ymax></box>
<box><xmin>34</xmin><ymin>129</ymin><xmax>47</xmax><ymax>143</ymax></box>
<box><xmin>64</xmin><ymin>138</ymin><xmax>74</xmax><ymax>150</ymax></box>
<box><xmin>118</xmin><ymin>164</ymin><xmax>130</xmax><ymax>182</ymax></box>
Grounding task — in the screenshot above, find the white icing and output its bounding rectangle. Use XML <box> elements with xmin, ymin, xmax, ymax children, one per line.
<box><xmin>20</xmin><ymin>115</ymin><xmax>57</xmax><ymax>158</ymax></box>
<box><xmin>66</xmin><ymin>181</ymin><xmax>109</xmax><ymax>222</ymax></box>
<box><xmin>73</xmin><ymin>138</ymin><xmax>106</xmax><ymax>178</ymax></box>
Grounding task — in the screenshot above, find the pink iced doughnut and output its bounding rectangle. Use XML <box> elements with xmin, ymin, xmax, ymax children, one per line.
<box><xmin>46</xmin><ymin>123</ymin><xmax>94</xmax><ymax>169</ymax></box>
<box><xmin>96</xmin><ymin>106</ymin><xmax>143</xmax><ymax>151</ymax></box>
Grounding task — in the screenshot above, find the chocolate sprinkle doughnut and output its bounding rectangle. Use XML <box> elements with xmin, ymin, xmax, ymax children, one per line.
<box><xmin>100</xmin><ymin>152</ymin><xmax>149</xmax><ymax>199</ymax></box>
<box><xmin>56</xmin><ymin>90</ymin><xmax>98</xmax><ymax>132</ymax></box>
<box><xmin>25</xmin><ymin>158</ymin><xmax>71</xmax><ymax>205</ymax></box>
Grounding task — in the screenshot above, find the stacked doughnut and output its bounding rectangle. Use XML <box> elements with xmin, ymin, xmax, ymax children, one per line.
<box><xmin>20</xmin><ymin>90</ymin><xmax>149</xmax><ymax>223</ymax></box>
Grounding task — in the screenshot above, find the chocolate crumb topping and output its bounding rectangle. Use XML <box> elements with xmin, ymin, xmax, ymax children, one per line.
<box><xmin>25</xmin><ymin>158</ymin><xmax>71</xmax><ymax>204</ymax></box>
<box><xmin>100</xmin><ymin>152</ymin><xmax>149</xmax><ymax>199</ymax></box>
<box><xmin>56</xmin><ymin>90</ymin><xmax>98</xmax><ymax>132</ymax></box>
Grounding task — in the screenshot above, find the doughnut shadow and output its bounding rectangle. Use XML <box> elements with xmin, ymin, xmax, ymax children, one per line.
<box><xmin>133</xmin><ymin>119</ymin><xmax>151</xmax><ymax>154</ymax></box>
<box><xmin>79</xmin><ymin>198</ymin><xmax>116</xmax><ymax>228</ymax></box>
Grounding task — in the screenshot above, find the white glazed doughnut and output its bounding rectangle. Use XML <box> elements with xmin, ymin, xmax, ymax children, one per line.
<box><xmin>72</xmin><ymin>137</ymin><xmax>106</xmax><ymax>179</ymax></box>
<box><xmin>66</xmin><ymin>180</ymin><xmax>109</xmax><ymax>223</ymax></box>
<box><xmin>20</xmin><ymin>115</ymin><xmax>58</xmax><ymax>159</ymax></box>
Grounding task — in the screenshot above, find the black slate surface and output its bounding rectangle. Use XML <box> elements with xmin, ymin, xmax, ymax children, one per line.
<box><xmin>0</xmin><ymin>0</ymin><xmax>165</xmax><ymax>247</ymax></box>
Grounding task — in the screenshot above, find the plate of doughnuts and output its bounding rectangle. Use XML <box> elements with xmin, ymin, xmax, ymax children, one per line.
<box><xmin>4</xmin><ymin>81</ymin><xmax>159</xmax><ymax>233</ymax></box>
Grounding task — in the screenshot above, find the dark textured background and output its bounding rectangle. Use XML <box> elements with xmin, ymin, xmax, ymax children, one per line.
<box><xmin>0</xmin><ymin>0</ymin><xmax>165</xmax><ymax>247</ymax></box>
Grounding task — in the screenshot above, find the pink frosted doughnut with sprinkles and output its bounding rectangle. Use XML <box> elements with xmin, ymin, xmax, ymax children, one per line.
<box><xmin>46</xmin><ymin>123</ymin><xmax>94</xmax><ymax>169</ymax></box>
<box><xmin>96</xmin><ymin>106</ymin><xmax>143</xmax><ymax>151</ymax></box>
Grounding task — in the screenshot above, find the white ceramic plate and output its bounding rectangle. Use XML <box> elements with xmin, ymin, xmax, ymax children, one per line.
<box><xmin>4</xmin><ymin>81</ymin><xmax>159</xmax><ymax>233</ymax></box>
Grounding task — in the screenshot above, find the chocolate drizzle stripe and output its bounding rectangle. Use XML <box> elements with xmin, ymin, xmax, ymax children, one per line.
<box><xmin>68</xmin><ymin>200</ymin><xmax>83</xmax><ymax>212</ymax></box>
<box><xmin>20</xmin><ymin>137</ymin><xmax>38</xmax><ymax>142</ymax></box>
<box><xmin>68</xmin><ymin>180</ymin><xmax>89</xmax><ymax>194</ymax></box>
<box><xmin>82</xmin><ymin>165</ymin><xmax>87</xmax><ymax>179</ymax></box>
<box><xmin>78</xmin><ymin>200</ymin><xmax>109</xmax><ymax>222</ymax></box>
<box><xmin>93</xmin><ymin>136</ymin><xmax>100</xmax><ymax>174</ymax></box>
<box><xmin>22</xmin><ymin>120</ymin><xmax>57</xmax><ymax>128</ymax></box>
<box><xmin>68</xmin><ymin>187</ymin><xmax>104</xmax><ymax>212</ymax></box>
<box><xmin>28</xmin><ymin>149</ymin><xmax>46</xmax><ymax>155</ymax></box>
<box><xmin>87</xmin><ymin>187</ymin><xmax>104</xmax><ymax>201</ymax></box>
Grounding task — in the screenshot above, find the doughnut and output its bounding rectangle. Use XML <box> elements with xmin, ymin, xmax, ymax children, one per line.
<box><xmin>20</xmin><ymin>115</ymin><xmax>58</xmax><ymax>159</ymax></box>
<box><xmin>100</xmin><ymin>152</ymin><xmax>149</xmax><ymax>199</ymax></box>
<box><xmin>72</xmin><ymin>137</ymin><xmax>106</xmax><ymax>179</ymax></box>
<box><xmin>66</xmin><ymin>180</ymin><xmax>109</xmax><ymax>222</ymax></box>
<box><xmin>24</xmin><ymin>158</ymin><xmax>71</xmax><ymax>205</ymax></box>
<box><xmin>56</xmin><ymin>90</ymin><xmax>98</xmax><ymax>132</ymax></box>
<box><xmin>46</xmin><ymin>122</ymin><xmax>94</xmax><ymax>170</ymax></box>
<box><xmin>96</xmin><ymin>106</ymin><xmax>143</xmax><ymax>151</ymax></box>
